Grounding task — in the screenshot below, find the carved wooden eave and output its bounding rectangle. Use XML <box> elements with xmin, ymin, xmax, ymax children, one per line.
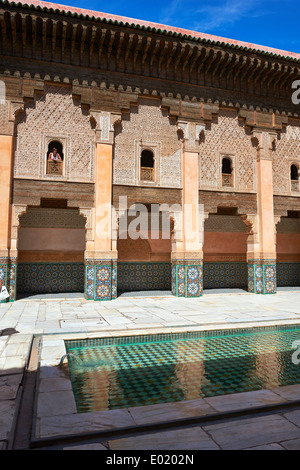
<box><xmin>238</xmin><ymin>108</ymin><xmax>289</xmax><ymax>134</ymax></box>
<box><xmin>1</xmin><ymin>2</ymin><xmax>300</xmax><ymax>105</ymax></box>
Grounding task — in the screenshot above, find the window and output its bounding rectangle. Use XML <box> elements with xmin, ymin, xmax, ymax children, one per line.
<box><xmin>46</xmin><ymin>141</ymin><xmax>64</xmax><ymax>175</ymax></box>
<box><xmin>140</xmin><ymin>149</ymin><xmax>154</xmax><ymax>182</ymax></box>
<box><xmin>290</xmin><ymin>164</ymin><xmax>299</xmax><ymax>191</ymax></box>
<box><xmin>222</xmin><ymin>157</ymin><xmax>233</xmax><ymax>187</ymax></box>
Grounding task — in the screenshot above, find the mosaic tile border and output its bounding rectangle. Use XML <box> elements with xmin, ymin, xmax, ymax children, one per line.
<box><xmin>277</xmin><ymin>262</ymin><xmax>300</xmax><ymax>287</ymax></box>
<box><xmin>8</xmin><ymin>262</ymin><xmax>17</xmax><ymax>302</ymax></box>
<box><xmin>0</xmin><ymin>259</ymin><xmax>17</xmax><ymax>302</ymax></box>
<box><xmin>172</xmin><ymin>261</ymin><xmax>203</xmax><ymax>298</ymax></box>
<box><xmin>0</xmin><ymin>262</ymin><xmax>8</xmax><ymax>303</ymax></box>
<box><xmin>65</xmin><ymin>322</ymin><xmax>300</xmax><ymax>349</ymax></box>
<box><xmin>117</xmin><ymin>262</ymin><xmax>171</xmax><ymax>292</ymax></box>
<box><xmin>17</xmin><ymin>262</ymin><xmax>84</xmax><ymax>295</ymax></box>
<box><xmin>85</xmin><ymin>262</ymin><xmax>117</xmax><ymax>301</ymax></box>
<box><xmin>248</xmin><ymin>262</ymin><xmax>277</xmax><ymax>294</ymax></box>
<box><xmin>203</xmin><ymin>262</ymin><xmax>248</xmax><ymax>290</ymax></box>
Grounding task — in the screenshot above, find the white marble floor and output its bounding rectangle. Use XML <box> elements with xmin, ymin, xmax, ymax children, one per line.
<box><xmin>2</xmin><ymin>288</ymin><xmax>300</xmax><ymax>450</ymax></box>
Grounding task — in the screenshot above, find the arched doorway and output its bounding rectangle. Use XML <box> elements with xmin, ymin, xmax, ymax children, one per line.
<box><xmin>17</xmin><ymin>204</ymin><xmax>86</xmax><ymax>297</ymax></box>
<box><xmin>276</xmin><ymin>211</ymin><xmax>300</xmax><ymax>287</ymax></box>
<box><xmin>203</xmin><ymin>208</ymin><xmax>248</xmax><ymax>290</ymax></box>
<box><xmin>117</xmin><ymin>207</ymin><xmax>172</xmax><ymax>293</ymax></box>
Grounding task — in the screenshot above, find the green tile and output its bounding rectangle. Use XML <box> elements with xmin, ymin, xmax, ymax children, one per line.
<box><xmin>66</xmin><ymin>324</ymin><xmax>300</xmax><ymax>413</ymax></box>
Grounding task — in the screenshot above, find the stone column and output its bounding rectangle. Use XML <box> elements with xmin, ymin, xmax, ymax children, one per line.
<box><xmin>0</xmin><ymin>98</ymin><xmax>29</xmax><ymax>302</ymax></box>
<box><xmin>172</xmin><ymin>122</ymin><xmax>204</xmax><ymax>297</ymax></box>
<box><xmin>0</xmin><ymin>135</ymin><xmax>17</xmax><ymax>301</ymax></box>
<box><xmin>247</xmin><ymin>130</ymin><xmax>277</xmax><ymax>294</ymax></box>
<box><xmin>84</xmin><ymin>112</ymin><xmax>119</xmax><ymax>301</ymax></box>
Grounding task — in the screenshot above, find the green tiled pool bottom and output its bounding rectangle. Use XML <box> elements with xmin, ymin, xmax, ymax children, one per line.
<box><xmin>65</xmin><ymin>325</ymin><xmax>300</xmax><ymax>413</ymax></box>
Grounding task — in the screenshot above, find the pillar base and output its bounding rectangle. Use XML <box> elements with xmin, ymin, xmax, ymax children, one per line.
<box><xmin>172</xmin><ymin>259</ymin><xmax>203</xmax><ymax>297</ymax></box>
<box><xmin>85</xmin><ymin>259</ymin><xmax>117</xmax><ymax>301</ymax></box>
<box><xmin>0</xmin><ymin>257</ymin><xmax>17</xmax><ymax>302</ymax></box>
<box><xmin>248</xmin><ymin>260</ymin><xmax>277</xmax><ymax>294</ymax></box>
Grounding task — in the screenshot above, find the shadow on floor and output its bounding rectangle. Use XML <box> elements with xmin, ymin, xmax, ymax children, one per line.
<box><xmin>0</xmin><ymin>328</ymin><xmax>19</xmax><ymax>336</ymax></box>
<box><xmin>16</xmin><ymin>292</ymin><xmax>85</xmax><ymax>301</ymax></box>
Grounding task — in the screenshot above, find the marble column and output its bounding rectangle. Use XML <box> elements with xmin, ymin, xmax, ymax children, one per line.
<box><xmin>247</xmin><ymin>130</ymin><xmax>277</xmax><ymax>294</ymax></box>
<box><xmin>0</xmin><ymin>135</ymin><xmax>15</xmax><ymax>301</ymax></box>
<box><xmin>171</xmin><ymin>122</ymin><xmax>204</xmax><ymax>297</ymax></box>
<box><xmin>84</xmin><ymin>112</ymin><xmax>119</xmax><ymax>300</ymax></box>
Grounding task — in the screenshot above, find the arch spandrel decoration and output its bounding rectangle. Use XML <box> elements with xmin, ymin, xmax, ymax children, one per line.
<box><xmin>14</xmin><ymin>85</ymin><xmax>95</xmax><ymax>182</ymax></box>
<box><xmin>113</xmin><ymin>98</ymin><xmax>182</xmax><ymax>188</ymax></box>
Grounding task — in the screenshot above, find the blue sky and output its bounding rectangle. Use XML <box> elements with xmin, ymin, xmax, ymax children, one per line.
<box><xmin>50</xmin><ymin>0</ymin><xmax>300</xmax><ymax>54</ymax></box>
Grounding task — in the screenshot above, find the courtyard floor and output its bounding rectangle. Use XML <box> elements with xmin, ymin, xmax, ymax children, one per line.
<box><xmin>1</xmin><ymin>287</ymin><xmax>300</xmax><ymax>450</ymax></box>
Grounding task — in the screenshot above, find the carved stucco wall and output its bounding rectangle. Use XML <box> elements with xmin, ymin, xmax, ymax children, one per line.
<box><xmin>199</xmin><ymin>108</ymin><xmax>256</xmax><ymax>192</ymax></box>
<box><xmin>113</xmin><ymin>98</ymin><xmax>182</xmax><ymax>188</ymax></box>
<box><xmin>273</xmin><ymin>118</ymin><xmax>300</xmax><ymax>195</ymax></box>
<box><xmin>0</xmin><ymin>102</ymin><xmax>10</xmax><ymax>135</ymax></box>
<box><xmin>14</xmin><ymin>85</ymin><xmax>95</xmax><ymax>181</ymax></box>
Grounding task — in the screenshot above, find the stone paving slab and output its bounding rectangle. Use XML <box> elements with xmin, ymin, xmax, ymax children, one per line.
<box><xmin>109</xmin><ymin>426</ymin><xmax>220</xmax><ymax>450</ymax></box>
<box><xmin>203</xmin><ymin>389</ymin><xmax>288</xmax><ymax>412</ymax></box>
<box><xmin>0</xmin><ymin>291</ymin><xmax>300</xmax><ymax>337</ymax></box>
<box><xmin>36</xmin><ymin>409</ymin><xmax>137</xmax><ymax>440</ymax></box>
<box><xmin>280</xmin><ymin>437</ymin><xmax>300</xmax><ymax>450</ymax></box>
<box><xmin>0</xmin><ymin>374</ymin><xmax>23</xmax><ymax>400</ymax></box>
<box><xmin>2</xmin><ymin>290</ymin><xmax>300</xmax><ymax>449</ymax></box>
<box><xmin>244</xmin><ymin>443</ymin><xmax>284</xmax><ymax>450</ymax></box>
<box><xmin>128</xmin><ymin>399</ymin><xmax>216</xmax><ymax>425</ymax></box>
<box><xmin>63</xmin><ymin>442</ymin><xmax>107</xmax><ymax>450</ymax></box>
<box><xmin>0</xmin><ymin>400</ymin><xmax>17</xmax><ymax>441</ymax></box>
<box><xmin>202</xmin><ymin>414</ymin><xmax>300</xmax><ymax>450</ymax></box>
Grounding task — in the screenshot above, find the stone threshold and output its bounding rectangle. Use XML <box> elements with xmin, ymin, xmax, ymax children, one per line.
<box><xmin>31</xmin><ymin>323</ymin><xmax>300</xmax><ymax>448</ymax></box>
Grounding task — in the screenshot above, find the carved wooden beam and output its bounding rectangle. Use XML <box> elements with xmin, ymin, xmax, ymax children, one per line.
<box><xmin>80</xmin><ymin>24</ymin><xmax>88</xmax><ymax>64</ymax></box>
<box><xmin>124</xmin><ymin>34</ymin><xmax>134</xmax><ymax>72</ymax></box>
<box><xmin>88</xmin><ymin>25</ymin><xmax>97</xmax><ymax>65</ymax></box>
<box><xmin>106</xmin><ymin>29</ymin><xmax>116</xmax><ymax>68</ymax></box>
<box><xmin>10</xmin><ymin>12</ymin><xmax>17</xmax><ymax>54</ymax></box>
<box><xmin>133</xmin><ymin>35</ymin><xmax>143</xmax><ymax>71</ymax></box>
<box><xmin>204</xmin><ymin>50</ymin><xmax>221</xmax><ymax>85</ymax></box>
<box><xmin>114</xmin><ymin>30</ymin><xmax>124</xmax><ymax>70</ymax></box>
<box><xmin>149</xmin><ymin>38</ymin><xmax>162</xmax><ymax>75</ymax></box>
<box><xmin>51</xmin><ymin>19</ymin><xmax>57</xmax><ymax>60</ymax></box>
<box><xmin>166</xmin><ymin>42</ymin><xmax>178</xmax><ymax>76</ymax></box>
<box><xmin>157</xmin><ymin>39</ymin><xmax>170</xmax><ymax>77</ymax></box>
<box><xmin>188</xmin><ymin>46</ymin><xmax>201</xmax><ymax>80</ymax></box>
<box><xmin>181</xmin><ymin>44</ymin><xmax>194</xmax><ymax>77</ymax></box>
<box><xmin>21</xmin><ymin>14</ymin><xmax>27</xmax><ymax>57</ymax></box>
<box><xmin>196</xmin><ymin>47</ymin><xmax>212</xmax><ymax>84</ymax></box>
<box><xmin>97</xmin><ymin>27</ymin><xmax>108</xmax><ymax>67</ymax></box>
<box><xmin>0</xmin><ymin>12</ymin><xmax>7</xmax><ymax>54</ymax></box>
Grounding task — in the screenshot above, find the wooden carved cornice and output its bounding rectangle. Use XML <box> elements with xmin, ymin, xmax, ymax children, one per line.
<box><xmin>0</xmin><ymin>2</ymin><xmax>299</xmax><ymax>115</ymax></box>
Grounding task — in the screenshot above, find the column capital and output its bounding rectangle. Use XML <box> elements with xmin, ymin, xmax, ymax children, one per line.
<box><xmin>90</xmin><ymin>110</ymin><xmax>122</xmax><ymax>144</ymax></box>
<box><xmin>251</xmin><ymin>129</ymin><xmax>277</xmax><ymax>161</ymax></box>
<box><xmin>177</xmin><ymin>120</ymin><xmax>205</xmax><ymax>152</ymax></box>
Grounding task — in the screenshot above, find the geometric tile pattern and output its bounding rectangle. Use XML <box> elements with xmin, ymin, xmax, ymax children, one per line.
<box><xmin>277</xmin><ymin>262</ymin><xmax>300</xmax><ymax>287</ymax></box>
<box><xmin>8</xmin><ymin>262</ymin><xmax>17</xmax><ymax>301</ymax></box>
<box><xmin>172</xmin><ymin>262</ymin><xmax>203</xmax><ymax>297</ymax></box>
<box><xmin>248</xmin><ymin>262</ymin><xmax>277</xmax><ymax>294</ymax></box>
<box><xmin>17</xmin><ymin>262</ymin><xmax>84</xmax><ymax>295</ymax></box>
<box><xmin>0</xmin><ymin>262</ymin><xmax>8</xmax><ymax>303</ymax></box>
<box><xmin>117</xmin><ymin>262</ymin><xmax>171</xmax><ymax>292</ymax></box>
<box><xmin>66</xmin><ymin>326</ymin><xmax>300</xmax><ymax>413</ymax></box>
<box><xmin>85</xmin><ymin>262</ymin><xmax>117</xmax><ymax>301</ymax></box>
<box><xmin>203</xmin><ymin>262</ymin><xmax>248</xmax><ymax>289</ymax></box>
<box><xmin>0</xmin><ymin>260</ymin><xmax>17</xmax><ymax>302</ymax></box>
